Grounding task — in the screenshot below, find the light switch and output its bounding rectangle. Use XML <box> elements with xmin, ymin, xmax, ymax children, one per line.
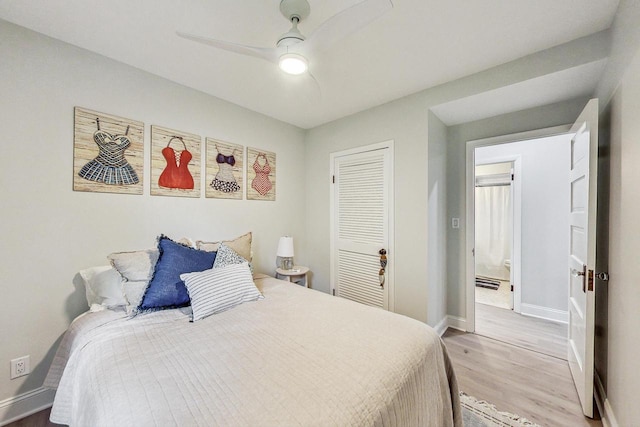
<box><xmin>452</xmin><ymin>218</ymin><xmax>460</xmax><ymax>229</ymax></box>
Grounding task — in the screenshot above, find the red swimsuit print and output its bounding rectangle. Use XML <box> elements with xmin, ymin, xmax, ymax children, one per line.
<box><xmin>158</xmin><ymin>136</ymin><xmax>194</xmax><ymax>190</ymax></box>
<box><xmin>251</xmin><ymin>153</ymin><xmax>272</xmax><ymax>196</ymax></box>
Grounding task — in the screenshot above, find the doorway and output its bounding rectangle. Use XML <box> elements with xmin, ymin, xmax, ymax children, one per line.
<box><xmin>466</xmin><ymin>127</ymin><xmax>572</xmax><ymax>358</ymax></box>
<box><xmin>474</xmin><ymin>161</ymin><xmax>514</xmax><ymax>311</ymax></box>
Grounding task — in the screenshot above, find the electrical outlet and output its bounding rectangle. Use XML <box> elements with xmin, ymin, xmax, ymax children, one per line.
<box><xmin>10</xmin><ymin>356</ymin><xmax>30</xmax><ymax>380</ymax></box>
<box><xmin>452</xmin><ymin>217</ymin><xmax>460</xmax><ymax>229</ymax></box>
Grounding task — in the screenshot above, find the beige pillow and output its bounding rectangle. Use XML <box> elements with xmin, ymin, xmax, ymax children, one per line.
<box><xmin>196</xmin><ymin>232</ymin><xmax>252</xmax><ymax>261</ymax></box>
<box><xmin>176</xmin><ymin>237</ymin><xmax>196</xmax><ymax>248</ymax></box>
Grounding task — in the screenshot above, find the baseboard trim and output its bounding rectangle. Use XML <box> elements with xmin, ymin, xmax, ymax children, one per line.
<box><xmin>0</xmin><ymin>387</ymin><xmax>55</xmax><ymax>427</ymax></box>
<box><xmin>446</xmin><ymin>315</ymin><xmax>467</xmax><ymax>332</ymax></box>
<box><xmin>434</xmin><ymin>316</ymin><xmax>449</xmax><ymax>336</ymax></box>
<box><xmin>595</xmin><ymin>372</ymin><xmax>619</xmax><ymax>427</ymax></box>
<box><xmin>520</xmin><ymin>303</ymin><xmax>568</xmax><ymax>324</ymax></box>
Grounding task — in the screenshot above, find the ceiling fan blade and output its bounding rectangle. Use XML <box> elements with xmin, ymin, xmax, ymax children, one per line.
<box><xmin>303</xmin><ymin>69</ymin><xmax>322</xmax><ymax>99</ymax></box>
<box><xmin>303</xmin><ymin>0</ymin><xmax>393</xmax><ymax>54</ymax></box>
<box><xmin>176</xmin><ymin>31</ymin><xmax>280</xmax><ymax>63</ymax></box>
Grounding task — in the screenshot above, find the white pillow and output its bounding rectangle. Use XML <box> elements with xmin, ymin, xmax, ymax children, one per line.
<box><xmin>121</xmin><ymin>280</ymin><xmax>148</xmax><ymax>314</ymax></box>
<box><xmin>80</xmin><ymin>266</ymin><xmax>127</xmax><ymax>308</ymax></box>
<box><xmin>108</xmin><ymin>249</ymin><xmax>160</xmax><ymax>314</ymax></box>
<box><xmin>108</xmin><ymin>249</ymin><xmax>159</xmax><ymax>281</ymax></box>
<box><xmin>180</xmin><ymin>262</ymin><xmax>263</xmax><ymax>322</ymax></box>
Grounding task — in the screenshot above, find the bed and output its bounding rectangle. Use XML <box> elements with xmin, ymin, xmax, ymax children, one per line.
<box><xmin>45</xmin><ymin>273</ymin><xmax>461</xmax><ymax>427</ymax></box>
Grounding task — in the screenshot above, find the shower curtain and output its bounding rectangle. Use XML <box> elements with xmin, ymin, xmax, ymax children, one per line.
<box><xmin>475</xmin><ymin>185</ymin><xmax>511</xmax><ymax>281</ymax></box>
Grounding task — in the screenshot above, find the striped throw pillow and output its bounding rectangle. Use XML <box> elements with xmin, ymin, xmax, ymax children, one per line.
<box><xmin>180</xmin><ymin>262</ymin><xmax>263</xmax><ymax>321</ymax></box>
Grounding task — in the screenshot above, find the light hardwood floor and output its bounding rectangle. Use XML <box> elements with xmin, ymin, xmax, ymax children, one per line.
<box><xmin>475</xmin><ymin>302</ymin><xmax>568</xmax><ymax>359</ymax></box>
<box><xmin>444</xmin><ymin>329</ymin><xmax>602</xmax><ymax>427</ymax></box>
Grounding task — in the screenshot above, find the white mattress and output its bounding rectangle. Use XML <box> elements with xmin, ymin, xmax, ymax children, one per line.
<box><xmin>45</xmin><ymin>274</ymin><xmax>461</xmax><ymax>426</ymax></box>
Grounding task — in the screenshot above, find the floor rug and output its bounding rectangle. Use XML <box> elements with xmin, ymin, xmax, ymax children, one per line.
<box><xmin>475</xmin><ymin>277</ymin><xmax>501</xmax><ymax>290</ymax></box>
<box><xmin>460</xmin><ymin>392</ymin><xmax>541</xmax><ymax>427</ymax></box>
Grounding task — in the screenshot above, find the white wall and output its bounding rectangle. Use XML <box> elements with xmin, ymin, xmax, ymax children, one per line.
<box><xmin>427</xmin><ymin>111</ymin><xmax>448</xmax><ymax>327</ymax></box>
<box><xmin>475</xmin><ymin>135</ymin><xmax>571</xmax><ymax>318</ymax></box>
<box><xmin>0</xmin><ymin>20</ymin><xmax>306</xmax><ymax>412</ymax></box>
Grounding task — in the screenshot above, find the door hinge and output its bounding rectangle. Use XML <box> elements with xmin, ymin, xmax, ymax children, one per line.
<box><xmin>511</xmin><ymin>173</ymin><xmax>514</xmax><ymax>181</ymax></box>
<box><xmin>332</xmin><ymin>175</ymin><xmax>335</xmax><ymax>184</ymax></box>
<box><xmin>510</xmin><ymin>284</ymin><xmax>514</xmax><ymax>292</ymax></box>
<box><xmin>332</xmin><ymin>289</ymin><xmax>336</xmax><ymax>296</ymax></box>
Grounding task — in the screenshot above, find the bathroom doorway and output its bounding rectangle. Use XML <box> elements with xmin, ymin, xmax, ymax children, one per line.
<box><xmin>474</xmin><ymin>161</ymin><xmax>514</xmax><ymax>312</ymax></box>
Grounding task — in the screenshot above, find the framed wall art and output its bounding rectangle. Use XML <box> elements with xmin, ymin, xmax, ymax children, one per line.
<box><xmin>205</xmin><ymin>138</ymin><xmax>243</xmax><ymax>200</ymax></box>
<box><xmin>151</xmin><ymin>125</ymin><xmax>201</xmax><ymax>198</ymax></box>
<box><xmin>247</xmin><ymin>147</ymin><xmax>276</xmax><ymax>201</ymax></box>
<box><xmin>73</xmin><ymin>107</ymin><xmax>144</xmax><ymax>195</ymax></box>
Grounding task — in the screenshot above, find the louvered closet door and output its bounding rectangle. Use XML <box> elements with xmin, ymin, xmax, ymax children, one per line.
<box><xmin>332</xmin><ymin>145</ymin><xmax>393</xmax><ymax>310</ymax></box>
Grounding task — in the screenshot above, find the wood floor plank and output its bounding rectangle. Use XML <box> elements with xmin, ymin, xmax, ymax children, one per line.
<box><xmin>444</xmin><ymin>329</ymin><xmax>601</xmax><ymax>427</ymax></box>
<box><xmin>475</xmin><ymin>302</ymin><xmax>568</xmax><ymax>359</ymax></box>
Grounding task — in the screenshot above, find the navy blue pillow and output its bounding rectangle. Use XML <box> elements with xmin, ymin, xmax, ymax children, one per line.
<box><xmin>137</xmin><ymin>236</ymin><xmax>216</xmax><ymax>312</ymax></box>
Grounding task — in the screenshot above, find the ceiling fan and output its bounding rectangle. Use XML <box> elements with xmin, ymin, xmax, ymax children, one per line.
<box><xmin>177</xmin><ymin>0</ymin><xmax>393</xmax><ymax>75</ymax></box>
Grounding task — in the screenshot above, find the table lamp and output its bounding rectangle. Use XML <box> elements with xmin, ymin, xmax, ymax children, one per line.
<box><xmin>277</xmin><ymin>236</ymin><xmax>294</xmax><ymax>270</ymax></box>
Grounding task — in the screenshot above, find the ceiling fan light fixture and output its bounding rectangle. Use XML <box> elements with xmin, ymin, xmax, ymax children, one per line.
<box><xmin>279</xmin><ymin>53</ymin><xmax>308</xmax><ymax>75</ymax></box>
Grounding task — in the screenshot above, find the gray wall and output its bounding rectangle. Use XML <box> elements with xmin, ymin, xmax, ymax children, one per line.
<box><xmin>427</xmin><ymin>111</ymin><xmax>448</xmax><ymax>326</ymax></box>
<box><xmin>0</xmin><ymin>21</ymin><xmax>306</xmax><ymax>405</ymax></box>
<box><xmin>302</xmin><ymin>29</ymin><xmax>607</xmax><ymax>327</ymax></box>
<box><xmin>596</xmin><ymin>30</ymin><xmax>640</xmax><ymax>427</ymax></box>
<box><xmin>304</xmin><ymin>95</ymin><xmax>431</xmax><ymax>323</ymax></box>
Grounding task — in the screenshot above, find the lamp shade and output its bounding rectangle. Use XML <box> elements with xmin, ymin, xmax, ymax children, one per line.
<box><xmin>277</xmin><ymin>236</ymin><xmax>294</xmax><ymax>257</ymax></box>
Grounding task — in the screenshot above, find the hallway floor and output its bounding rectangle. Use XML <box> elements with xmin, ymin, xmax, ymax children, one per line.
<box><xmin>444</xmin><ymin>329</ymin><xmax>601</xmax><ymax>427</ymax></box>
<box><xmin>475</xmin><ymin>302</ymin><xmax>567</xmax><ymax>359</ymax></box>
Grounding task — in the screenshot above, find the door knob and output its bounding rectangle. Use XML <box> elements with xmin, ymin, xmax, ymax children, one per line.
<box><xmin>571</xmin><ymin>265</ymin><xmax>587</xmax><ymax>293</ymax></box>
<box><xmin>571</xmin><ymin>268</ymin><xmax>585</xmax><ymax>277</ymax></box>
<box><xmin>379</xmin><ymin>249</ymin><xmax>387</xmax><ymax>289</ymax></box>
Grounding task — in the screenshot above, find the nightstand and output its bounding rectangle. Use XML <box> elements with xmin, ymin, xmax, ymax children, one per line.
<box><xmin>275</xmin><ymin>266</ymin><xmax>310</xmax><ymax>288</ymax></box>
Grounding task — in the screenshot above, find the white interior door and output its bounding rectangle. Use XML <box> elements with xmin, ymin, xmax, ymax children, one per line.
<box><xmin>330</xmin><ymin>142</ymin><xmax>393</xmax><ymax>310</ymax></box>
<box><xmin>567</xmin><ymin>98</ymin><xmax>599</xmax><ymax>418</ymax></box>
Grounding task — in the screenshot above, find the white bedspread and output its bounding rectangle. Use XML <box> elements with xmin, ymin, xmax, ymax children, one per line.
<box><xmin>45</xmin><ymin>274</ymin><xmax>461</xmax><ymax>426</ymax></box>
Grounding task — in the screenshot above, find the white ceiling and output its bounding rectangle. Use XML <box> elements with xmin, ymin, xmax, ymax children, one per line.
<box><xmin>0</xmin><ymin>0</ymin><xmax>620</xmax><ymax>129</ymax></box>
